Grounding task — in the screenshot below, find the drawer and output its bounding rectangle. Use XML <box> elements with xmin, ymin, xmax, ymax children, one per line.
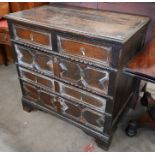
<box><xmin>57</xmin><ymin>82</ymin><xmax>106</xmax><ymax>113</ymax></box>
<box><xmin>59</xmin><ymin>98</ymin><xmax>105</xmax><ymax>132</ymax></box>
<box><xmin>14</xmin><ymin>24</ymin><xmax>52</xmax><ymax>49</ymax></box>
<box><xmin>22</xmin><ymin>82</ymin><xmax>61</xmax><ymax>111</ymax></box>
<box><xmin>22</xmin><ymin>81</ymin><xmax>105</xmax><ymax>132</ymax></box>
<box><xmin>54</xmin><ymin>57</ymin><xmax>109</xmax><ymax>96</ymax></box>
<box><xmin>19</xmin><ymin>68</ymin><xmax>55</xmax><ymax>91</ymax></box>
<box><xmin>58</xmin><ymin>36</ymin><xmax>112</xmax><ymax>66</ymax></box>
<box><xmin>15</xmin><ymin>45</ymin><xmax>54</xmax><ymax>75</ymax></box>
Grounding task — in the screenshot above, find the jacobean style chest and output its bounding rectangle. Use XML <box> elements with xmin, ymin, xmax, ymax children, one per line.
<box><xmin>5</xmin><ymin>4</ymin><xmax>150</xmax><ymax>149</ymax></box>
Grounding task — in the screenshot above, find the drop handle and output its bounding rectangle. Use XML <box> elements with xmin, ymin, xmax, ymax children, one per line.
<box><xmin>46</xmin><ymin>60</ymin><xmax>53</xmax><ymax>71</ymax></box>
<box><xmin>30</xmin><ymin>33</ymin><xmax>34</xmax><ymax>41</ymax></box>
<box><xmin>47</xmin><ymin>60</ymin><xmax>53</xmax><ymax>65</ymax></box>
<box><xmin>59</xmin><ymin>63</ymin><xmax>68</xmax><ymax>71</ymax></box>
<box><xmin>81</xmin><ymin>76</ymin><xmax>88</xmax><ymax>87</ymax></box>
<box><xmin>59</xmin><ymin>98</ymin><xmax>68</xmax><ymax>112</ymax></box>
<box><xmin>80</xmin><ymin>47</ymin><xmax>86</xmax><ymax>56</ymax></box>
<box><xmin>99</xmin><ymin>72</ymin><xmax>109</xmax><ymax>85</ymax></box>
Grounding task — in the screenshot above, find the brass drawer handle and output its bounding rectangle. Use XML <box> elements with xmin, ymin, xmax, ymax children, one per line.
<box><xmin>99</xmin><ymin>72</ymin><xmax>109</xmax><ymax>85</ymax></box>
<box><xmin>80</xmin><ymin>47</ymin><xmax>86</xmax><ymax>56</ymax></box>
<box><xmin>46</xmin><ymin>60</ymin><xmax>53</xmax><ymax>66</ymax></box>
<box><xmin>59</xmin><ymin>63</ymin><xmax>68</xmax><ymax>71</ymax></box>
<box><xmin>30</xmin><ymin>33</ymin><xmax>34</xmax><ymax>41</ymax></box>
<box><xmin>59</xmin><ymin>98</ymin><xmax>68</xmax><ymax>112</ymax></box>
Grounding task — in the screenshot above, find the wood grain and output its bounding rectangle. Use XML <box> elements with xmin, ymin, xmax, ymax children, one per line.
<box><xmin>5</xmin><ymin>4</ymin><xmax>149</xmax><ymax>43</ymax></box>
<box><xmin>60</xmin><ymin>37</ymin><xmax>111</xmax><ymax>65</ymax></box>
<box><xmin>125</xmin><ymin>28</ymin><xmax>155</xmax><ymax>80</ymax></box>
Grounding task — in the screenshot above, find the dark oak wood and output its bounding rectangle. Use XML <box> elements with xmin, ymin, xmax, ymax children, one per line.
<box><xmin>5</xmin><ymin>4</ymin><xmax>150</xmax><ymax>150</ymax></box>
<box><xmin>124</xmin><ymin>30</ymin><xmax>155</xmax><ymax>83</ymax></box>
<box><xmin>5</xmin><ymin>4</ymin><xmax>149</xmax><ymax>43</ymax></box>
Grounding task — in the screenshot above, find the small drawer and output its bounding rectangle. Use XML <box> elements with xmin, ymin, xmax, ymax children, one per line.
<box><xmin>14</xmin><ymin>24</ymin><xmax>52</xmax><ymax>49</ymax></box>
<box><xmin>19</xmin><ymin>68</ymin><xmax>55</xmax><ymax>91</ymax></box>
<box><xmin>58</xmin><ymin>82</ymin><xmax>106</xmax><ymax>113</ymax></box>
<box><xmin>15</xmin><ymin>45</ymin><xmax>54</xmax><ymax>75</ymax></box>
<box><xmin>58</xmin><ymin>36</ymin><xmax>112</xmax><ymax>66</ymax></box>
<box><xmin>54</xmin><ymin>57</ymin><xmax>109</xmax><ymax>96</ymax></box>
<box><xmin>22</xmin><ymin>82</ymin><xmax>60</xmax><ymax>111</ymax></box>
<box><xmin>59</xmin><ymin>98</ymin><xmax>105</xmax><ymax>132</ymax></box>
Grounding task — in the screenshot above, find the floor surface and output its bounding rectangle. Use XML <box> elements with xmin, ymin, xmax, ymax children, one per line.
<box><xmin>0</xmin><ymin>64</ymin><xmax>155</xmax><ymax>152</ymax></box>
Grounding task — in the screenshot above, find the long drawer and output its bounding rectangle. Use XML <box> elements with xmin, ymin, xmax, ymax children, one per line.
<box><xmin>22</xmin><ymin>81</ymin><xmax>106</xmax><ymax>132</ymax></box>
<box><xmin>19</xmin><ymin>67</ymin><xmax>107</xmax><ymax>113</ymax></box>
<box><xmin>15</xmin><ymin>44</ymin><xmax>111</xmax><ymax>96</ymax></box>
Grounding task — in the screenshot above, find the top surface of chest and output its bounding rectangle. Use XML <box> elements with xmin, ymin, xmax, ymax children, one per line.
<box><xmin>5</xmin><ymin>4</ymin><xmax>149</xmax><ymax>43</ymax></box>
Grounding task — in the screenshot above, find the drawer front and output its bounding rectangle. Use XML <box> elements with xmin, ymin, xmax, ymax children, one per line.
<box><xmin>22</xmin><ymin>82</ymin><xmax>61</xmax><ymax>111</ymax></box>
<box><xmin>14</xmin><ymin>24</ymin><xmax>52</xmax><ymax>49</ymax></box>
<box><xmin>19</xmin><ymin>68</ymin><xmax>55</xmax><ymax>90</ymax></box>
<box><xmin>59</xmin><ymin>98</ymin><xmax>105</xmax><ymax>132</ymax></box>
<box><xmin>15</xmin><ymin>45</ymin><xmax>53</xmax><ymax>74</ymax></box>
<box><xmin>54</xmin><ymin>57</ymin><xmax>109</xmax><ymax>95</ymax></box>
<box><xmin>58</xmin><ymin>82</ymin><xmax>106</xmax><ymax>113</ymax></box>
<box><xmin>58</xmin><ymin>37</ymin><xmax>111</xmax><ymax>66</ymax></box>
<box><xmin>22</xmin><ymin>81</ymin><xmax>105</xmax><ymax>132</ymax></box>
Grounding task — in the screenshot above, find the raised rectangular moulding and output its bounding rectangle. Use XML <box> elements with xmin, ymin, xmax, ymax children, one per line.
<box><xmin>58</xmin><ymin>82</ymin><xmax>106</xmax><ymax>113</ymax></box>
<box><xmin>14</xmin><ymin>24</ymin><xmax>52</xmax><ymax>49</ymax></box>
<box><xmin>22</xmin><ymin>82</ymin><xmax>61</xmax><ymax>111</ymax></box>
<box><xmin>22</xmin><ymin>82</ymin><xmax>39</xmax><ymax>102</ymax></box>
<box><xmin>58</xmin><ymin>98</ymin><xmax>105</xmax><ymax>132</ymax></box>
<box><xmin>15</xmin><ymin>45</ymin><xmax>54</xmax><ymax>75</ymax></box>
<box><xmin>19</xmin><ymin>67</ymin><xmax>55</xmax><ymax>91</ymax></box>
<box><xmin>58</xmin><ymin>36</ymin><xmax>112</xmax><ymax>66</ymax></box>
<box><xmin>54</xmin><ymin>57</ymin><xmax>109</xmax><ymax>96</ymax></box>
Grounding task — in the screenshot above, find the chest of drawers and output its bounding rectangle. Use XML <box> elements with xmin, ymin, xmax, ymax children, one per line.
<box><xmin>5</xmin><ymin>4</ymin><xmax>150</xmax><ymax>150</ymax></box>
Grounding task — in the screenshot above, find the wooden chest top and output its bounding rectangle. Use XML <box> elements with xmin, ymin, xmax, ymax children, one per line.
<box><xmin>5</xmin><ymin>4</ymin><xmax>150</xmax><ymax>43</ymax></box>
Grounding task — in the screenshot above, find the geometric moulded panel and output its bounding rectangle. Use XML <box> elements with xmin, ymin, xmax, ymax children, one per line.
<box><xmin>55</xmin><ymin>58</ymin><xmax>109</xmax><ymax>95</ymax></box>
<box><xmin>15</xmin><ymin>45</ymin><xmax>54</xmax><ymax>75</ymax></box>
<box><xmin>59</xmin><ymin>82</ymin><xmax>106</xmax><ymax>113</ymax></box>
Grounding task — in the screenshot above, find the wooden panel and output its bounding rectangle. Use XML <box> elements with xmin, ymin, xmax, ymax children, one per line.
<box><xmin>19</xmin><ymin>68</ymin><xmax>55</xmax><ymax>90</ymax></box>
<box><xmin>10</xmin><ymin>2</ymin><xmax>49</xmax><ymax>12</ymax></box>
<box><xmin>55</xmin><ymin>58</ymin><xmax>109</xmax><ymax>95</ymax></box>
<box><xmin>5</xmin><ymin>4</ymin><xmax>149</xmax><ymax>43</ymax></box>
<box><xmin>62</xmin><ymin>2</ymin><xmax>155</xmax><ymax>42</ymax></box>
<box><xmin>58</xmin><ymin>37</ymin><xmax>111</xmax><ymax>66</ymax></box>
<box><xmin>0</xmin><ymin>32</ymin><xmax>10</xmax><ymax>45</ymax></box>
<box><xmin>58</xmin><ymin>82</ymin><xmax>106</xmax><ymax>112</ymax></box>
<box><xmin>124</xmin><ymin>34</ymin><xmax>155</xmax><ymax>81</ymax></box>
<box><xmin>14</xmin><ymin>24</ymin><xmax>52</xmax><ymax>49</ymax></box>
<box><xmin>15</xmin><ymin>45</ymin><xmax>54</xmax><ymax>74</ymax></box>
<box><xmin>23</xmin><ymin>83</ymin><xmax>38</xmax><ymax>101</ymax></box>
<box><xmin>0</xmin><ymin>2</ymin><xmax>10</xmax><ymax>17</ymax></box>
<box><xmin>59</xmin><ymin>98</ymin><xmax>105</xmax><ymax>132</ymax></box>
<box><xmin>60</xmin><ymin>2</ymin><xmax>98</xmax><ymax>9</ymax></box>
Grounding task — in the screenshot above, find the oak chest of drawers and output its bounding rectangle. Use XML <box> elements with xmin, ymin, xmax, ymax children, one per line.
<box><xmin>5</xmin><ymin>4</ymin><xmax>150</xmax><ymax>149</ymax></box>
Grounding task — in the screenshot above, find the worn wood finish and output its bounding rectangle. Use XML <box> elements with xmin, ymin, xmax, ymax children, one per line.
<box><xmin>59</xmin><ymin>37</ymin><xmax>111</xmax><ymax>66</ymax></box>
<box><xmin>5</xmin><ymin>4</ymin><xmax>150</xmax><ymax>150</ymax></box>
<box><xmin>5</xmin><ymin>5</ymin><xmax>149</xmax><ymax>43</ymax></box>
<box><xmin>10</xmin><ymin>2</ymin><xmax>49</xmax><ymax>12</ymax></box>
<box><xmin>124</xmin><ymin>34</ymin><xmax>155</xmax><ymax>83</ymax></box>
<box><xmin>14</xmin><ymin>24</ymin><xmax>52</xmax><ymax>49</ymax></box>
<box><xmin>0</xmin><ymin>2</ymin><xmax>10</xmax><ymax>18</ymax></box>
